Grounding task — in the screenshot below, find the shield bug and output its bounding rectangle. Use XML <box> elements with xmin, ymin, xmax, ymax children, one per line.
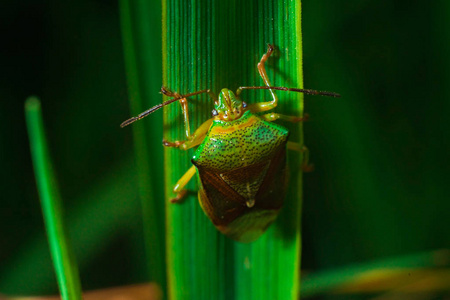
<box><xmin>121</xmin><ymin>45</ymin><xmax>340</xmax><ymax>242</ymax></box>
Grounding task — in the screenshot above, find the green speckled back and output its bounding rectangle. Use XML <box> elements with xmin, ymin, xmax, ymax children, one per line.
<box><xmin>192</xmin><ymin>110</ymin><xmax>289</xmax><ymax>171</ymax></box>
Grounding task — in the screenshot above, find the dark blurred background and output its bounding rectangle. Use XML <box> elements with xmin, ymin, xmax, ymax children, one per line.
<box><xmin>0</xmin><ymin>0</ymin><xmax>448</xmax><ymax>299</ymax></box>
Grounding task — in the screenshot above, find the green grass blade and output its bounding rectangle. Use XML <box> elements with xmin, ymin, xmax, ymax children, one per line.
<box><xmin>163</xmin><ymin>1</ymin><xmax>304</xmax><ymax>299</ymax></box>
<box><xmin>119</xmin><ymin>0</ymin><xmax>166</xmax><ymax>289</ymax></box>
<box><xmin>24</xmin><ymin>97</ymin><xmax>82</xmax><ymax>300</ymax></box>
<box><xmin>0</xmin><ymin>155</ymin><xmax>139</xmax><ymax>294</ymax></box>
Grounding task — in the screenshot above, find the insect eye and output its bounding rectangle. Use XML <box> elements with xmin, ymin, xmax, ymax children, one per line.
<box><xmin>242</xmin><ymin>102</ymin><xmax>248</xmax><ymax>108</ymax></box>
<box><xmin>211</xmin><ymin>109</ymin><xmax>219</xmax><ymax>117</ymax></box>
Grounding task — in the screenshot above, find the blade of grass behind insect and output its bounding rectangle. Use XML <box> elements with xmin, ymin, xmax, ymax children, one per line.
<box><xmin>163</xmin><ymin>1</ymin><xmax>304</xmax><ymax>299</ymax></box>
<box><xmin>119</xmin><ymin>0</ymin><xmax>166</xmax><ymax>289</ymax></box>
<box><xmin>0</xmin><ymin>154</ymin><xmax>140</xmax><ymax>294</ymax></box>
<box><xmin>231</xmin><ymin>2</ymin><xmax>304</xmax><ymax>300</ymax></box>
<box><xmin>25</xmin><ymin>97</ymin><xmax>82</xmax><ymax>300</ymax></box>
<box><xmin>163</xmin><ymin>2</ymin><xmax>225</xmax><ymax>299</ymax></box>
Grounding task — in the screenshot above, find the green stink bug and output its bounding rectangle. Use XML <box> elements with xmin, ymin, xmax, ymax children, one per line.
<box><xmin>121</xmin><ymin>45</ymin><xmax>340</xmax><ymax>242</ymax></box>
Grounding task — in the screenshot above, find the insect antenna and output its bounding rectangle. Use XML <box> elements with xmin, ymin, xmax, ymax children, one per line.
<box><xmin>120</xmin><ymin>88</ymin><xmax>210</xmax><ymax>128</ymax></box>
<box><xmin>237</xmin><ymin>86</ymin><xmax>341</xmax><ymax>98</ymax></box>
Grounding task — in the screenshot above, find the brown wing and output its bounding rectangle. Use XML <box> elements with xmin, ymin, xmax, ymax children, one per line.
<box><xmin>253</xmin><ymin>143</ymin><xmax>288</xmax><ymax>211</ymax></box>
<box><xmin>196</xmin><ymin>167</ymin><xmax>248</xmax><ymax>226</ymax></box>
<box><xmin>195</xmin><ymin>142</ymin><xmax>288</xmax><ymax>227</ymax></box>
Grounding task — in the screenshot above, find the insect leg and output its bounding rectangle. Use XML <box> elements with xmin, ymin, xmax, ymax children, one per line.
<box><xmin>236</xmin><ymin>44</ymin><xmax>278</xmax><ymax>113</ymax></box>
<box><xmin>161</xmin><ymin>87</ymin><xmax>191</xmax><ymax>138</ymax></box>
<box><xmin>260</xmin><ymin>112</ymin><xmax>309</xmax><ymax>123</ymax></box>
<box><xmin>257</xmin><ymin>44</ymin><xmax>277</xmax><ymax>102</ymax></box>
<box><xmin>287</xmin><ymin>142</ymin><xmax>314</xmax><ymax>172</ymax></box>
<box><xmin>171</xmin><ymin>165</ymin><xmax>197</xmax><ymax>203</ymax></box>
<box><xmin>163</xmin><ymin>118</ymin><xmax>213</xmax><ymax>150</ymax></box>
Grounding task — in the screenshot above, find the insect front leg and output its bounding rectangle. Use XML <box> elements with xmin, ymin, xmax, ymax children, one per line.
<box><xmin>287</xmin><ymin>142</ymin><xmax>314</xmax><ymax>172</ymax></box>
<box><xmin>163</xmin><ymin>118</ymin><xmax>213</xmax><ymax>150</ymax></box>
<box><xmin>161</xmin><ymin>87</ymin><xmax>214</xmax><ymax>150</ymax></box>
<box><xmin>257</xmin><ymin>44</ymin><xmax>277</xmax><ymax>106</ymax></box>
<box><xmin>160</xmin><ymin>87</ymin><xmax>191</xmax><ymax>139</ymax></box>
<box><xmin>171</xmin><ymin>165</ymin><xmax>197</xmax><ymax>203</ymax></box>
<box><xmin>236</xmin><ymin>44</ymin><xmax>279</xmax><ymax>113</ymax></box>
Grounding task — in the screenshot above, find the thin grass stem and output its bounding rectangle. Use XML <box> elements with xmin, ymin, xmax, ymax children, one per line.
<box><xmin>25</xmin><ymin>97</ymin><xmax>82</xmax><ymax>300</ymax></box>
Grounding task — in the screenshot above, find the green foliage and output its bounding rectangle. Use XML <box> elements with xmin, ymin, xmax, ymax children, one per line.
<box><xmin>25</xmin><ymin>97</ymin><xmax>82</xmax><ymax>300</ymax></box>
<box><xmin>162</xmin><ymin>1</ymin><xmax>304</xmax><ymax>299</ymax></box>
<box><xmin>119</xmin><ymin>0</ymin><xmax>165</xmax><ymax>288</ymax></box>
<box><xmin>1</xmin><ymin>0</ymin><xmax>449</xmax><ymax>299</ymax></box>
